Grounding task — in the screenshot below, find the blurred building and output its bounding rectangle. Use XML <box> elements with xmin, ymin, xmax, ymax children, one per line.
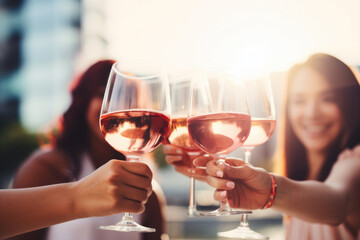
<box><xmin>0</xmin><ymin>0</ymin><xmax>81</xmax><ymax>132</ymax></box>
<box><xmin>0</xmin><ymin>0</ymin><xmax>81</xmax><ymax>187</ymax></box>
<box><xmin>0</xmin><ymin>0</ymin><xmax>23</xmax><ymax>122</ymax></box>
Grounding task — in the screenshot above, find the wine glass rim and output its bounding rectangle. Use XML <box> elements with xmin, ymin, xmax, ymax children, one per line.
<box><xmin>113</xmin><ymin>61</ymin><xmax>164</xmax><ymax>80</ymax></box>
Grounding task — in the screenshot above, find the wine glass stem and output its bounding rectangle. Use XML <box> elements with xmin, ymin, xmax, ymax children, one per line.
<box><xmin>124</xmin><ymin>155</ymin><xmax>141</xmax><ymax>222</ymax></box>
<box><xmin>187</xmin><ymin>151</ymin><xmax>201</xmax><ymax>216</ymax></box>
<box><xmin>244</xmin><ymin>150</ymin><xmax>252</xmax><ymax>163</ymax></box>
<box><xmin>214</xmin><ymin>154</ymin><xmax>231</xmax><ymax>211</ymax></box>
<box><xmin>241</xmin><ymin>149</ymin><xmax>254</xmax><ymax>228</ymax></box>
<box><xmin>219</xmin><ymin>200</ymin><xmax>231</xmax><ymax>211</ymax></box>
<box><xmin>188</xmin><ymin>176</ymin><xmax>196</xmax><ymax>216</ymax></box>
<box><xmin>122</xmin><ymin>212</ymin><xmax>135</xmax><ymax>222</ymax></box>
<box><xmin>240</xmin><ymin>213</ymin><xmax>250</xmax><ymax>228</ymax></box>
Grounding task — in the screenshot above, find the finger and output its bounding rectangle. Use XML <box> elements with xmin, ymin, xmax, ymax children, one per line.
<box><xmin>218</xmin><ymin>160</ymin><xmax>254</xmax><ymax>180</ymax></box>
<box><xmin>213</xmin><ymin>189</ymin><xmax>228</xmax><ymax>202</ymax></box>
<box><xmin>163</xmin><ymin>144</ymin><xmax>183</xmax><ymax>155</ymax></box>
<box><xmin>353</xmin><ymin>145</ymin><xmax>360</xmax><ymax>154</ymax></box>
<box><xmin>207</xmin><ymin>175</ymin><xmax>235</xmax><ymax>190</ymax></box>
<box><xmin>174</xmin><ymin>165</ymin><xmax>192</xmax><ymax>177</ymax></box>
<box><xmin>121</xmin><ymin>174</ymin><xmax>153</xmax><ymax>192</ymax></box>
<box><xmin>118</xmin><ymin>198</ymin><xmax>146</xmax><ymax>214</ymax></box>
<box><xmin>165</xmin><ymin>155</ymin><xmax>183</xmax><ymax>164</ymax></box>
<box><xmin>224</xmin><ymin>158</ymin><xmax>246</xmax><ymax>167</ymax></box>
<box><xmin>174</xmin><ymin>166</ymin><xmax>208</xmax><ymax>179</ymax></box>
<box><xmin>193</xmin><ymin>155</ymin><xmax>213</xmax><ymax>168</ymax></box>
<box><xmin>119</xmin><ymin>184</ymin><xmax>150</xmax><ymax>203</ymax></box>
<box><xmin>338</xmin><ymin>148</ymin><xmax>351</xmax><ymax>161</ymax></box>
<box><xmin>205</xmin><ymin>160</ymin><xmax>224</xmax><ymax>178</ymax></box>
<box><xmin>191</xmin><ymin>167</ymin><xmax>208</xmax><ymax>178</ymax></box>
<box><xmin>120</xmin><ymin>161</ymin><xmax>153</xmax><ymax>179</ymax></box>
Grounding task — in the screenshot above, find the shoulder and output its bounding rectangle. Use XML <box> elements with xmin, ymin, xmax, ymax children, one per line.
<box><xmin>12</xmin><ymin>148</ymin><xmax>73</xmax><ymax>188</ymax></box>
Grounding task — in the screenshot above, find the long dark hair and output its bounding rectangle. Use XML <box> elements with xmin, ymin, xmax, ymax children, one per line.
<box><xmin>283</xmin><ymin>53</ymin><xmax>360</xmax><ymax>181</ymax></box>
<box><xmin>51</xmin><ymin>59</ymin><xmax>125</xmax><ymax>176</ymax></box>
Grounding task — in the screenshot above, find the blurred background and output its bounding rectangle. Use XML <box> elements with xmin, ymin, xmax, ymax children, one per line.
<box><xmin>1</xmin><ymin>0</ymin><xmax>360</xmax><ymax>239</ymax></box>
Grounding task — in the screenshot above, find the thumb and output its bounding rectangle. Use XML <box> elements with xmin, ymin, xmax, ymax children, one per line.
<box><xmin>218</xmin><ymin>158</ymin><xmax>254</xmax><ymax>180</ymax></box>
<box><xmin>193</xmin><ymin>155</ymin><xmax>213</xmax><ymax>168</ymax></box>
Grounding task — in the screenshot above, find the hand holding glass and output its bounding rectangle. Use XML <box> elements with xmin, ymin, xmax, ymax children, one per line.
<box><xmin>188</xmin><ymin>72</ymin><xmax>251</xmax><ymax>216</ymax></box>
<box><xmin>217</xmin><ymin>75</ymin><xmax>276</xmax><ymax>239</ymax></box>
<box><xmin>99</xmin><ymin>61</ymin><xmax>171</xmax><ymax>232</ymax></box>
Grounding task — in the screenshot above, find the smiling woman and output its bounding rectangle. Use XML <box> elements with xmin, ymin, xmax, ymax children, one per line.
<box><xmin>287</xmin><ymin>67</ymin><xmax>344</xmax><ymax>178</ymax></box>
<box><xmin>196</xmin><ymin>53</ymin><xmax>360</xmax><ymax>240</ymax></box>
<box><xmin>283</xmin><ymin>53</ymin><xmax>360</xmax><ymax>182</ymax></box>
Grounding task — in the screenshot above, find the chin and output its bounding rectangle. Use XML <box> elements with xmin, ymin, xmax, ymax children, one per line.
<box><xmin>303</xmin><ymin>140</ymin><xmax>330</xmax><ymax>153</ymax></box>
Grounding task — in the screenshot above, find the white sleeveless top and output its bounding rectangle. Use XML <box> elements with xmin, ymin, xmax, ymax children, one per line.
<box><xmin>47</xmin><ymin>154</ymin><xmax>141</xmax><ymax>240</ymax></box>
<box><xmin>286</xmin><ymin>217</ymin><xmax>359</xmax><ymax>240</ymax></box>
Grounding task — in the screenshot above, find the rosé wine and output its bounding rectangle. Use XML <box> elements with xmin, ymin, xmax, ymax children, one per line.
<box><xmin>100</xmin><ymin>110</ymin><xmax>170</xmax><ymax>156</ymax></box>
<box><xmin>243</xmin><ymin>119</ymin><xmax>276</xmax><ymax>149</ymax></box>
<box><xmin>166</xmin><ymin>117</ymin><xmax>201</xmax><ymax>167</ymax></box>
<box><xmin>188</xmin><ymin>112</ymin><xmax>251</xmax><ymax>155</ymax></box>
<box><xmin>167</xmin><ymin>117</ymin><xmax>199</xmax><ymax>152</ymax></box>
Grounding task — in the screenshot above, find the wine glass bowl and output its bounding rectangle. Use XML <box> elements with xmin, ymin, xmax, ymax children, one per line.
<box><xmin>188</xmin><ymin>71</ymin><xmax>252</xmax><ymax>217</ymax></box>
<box><xmin>99</xmin><ymin>60</ymin><xmax>171</xmax><ymax>232</ymax></box>
<box><xmin>187</xmin><ymin>112</ymin><xmax>251</xmax><ymax>155</ymax></box>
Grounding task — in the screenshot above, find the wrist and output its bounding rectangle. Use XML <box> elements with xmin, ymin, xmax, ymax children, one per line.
<box><xmin>262</xmin><ymin>173</ymin><xmax>277</xmax><ymax>209</ymax></box>
<box><xmin>67</xmin><ymin>181</ymin><xmax>87</xmax><ymax>219</ymax></box>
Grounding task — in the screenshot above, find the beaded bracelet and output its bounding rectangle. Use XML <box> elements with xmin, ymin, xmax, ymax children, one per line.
<box><xmin>262</xmin><ymin>174</ymin><xmax>277</xmax><ymax>209</ymax></box>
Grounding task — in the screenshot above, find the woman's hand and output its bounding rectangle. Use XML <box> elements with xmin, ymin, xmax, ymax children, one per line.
<box><xmin>163</xmin><ymin>144</ymin><xmax>207</xmax><ymax>182</ymax></box>
<box><xmin>338</xmin><ymin>145</ymin><xmax>360</xmax><ymax>162</ymax></box>
<box><xmin>194</xmin><ymin>156</ymin><xmax>272</xmax><ymax>210</ymax></box>
<box><xmin>71</xmin><ymin>159</ymin><xmax>153</xmax><ymax>218</ymax></box>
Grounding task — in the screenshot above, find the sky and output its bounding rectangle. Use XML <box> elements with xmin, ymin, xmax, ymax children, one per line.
<box><xmin>104</xmin><ymin>0</ymin><xmax>360</xmax><ymax>74</ymax></box>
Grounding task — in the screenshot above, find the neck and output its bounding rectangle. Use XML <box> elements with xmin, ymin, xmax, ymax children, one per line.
<box><xmin>306</xmin><ymin>150</ymin><xmax>325</xmax><ymax>180</ymax></box>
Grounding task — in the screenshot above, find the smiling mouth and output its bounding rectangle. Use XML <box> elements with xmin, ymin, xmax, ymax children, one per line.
<box><xmin>303</xmin><ymin>124</ymin><xmax>329</xmax><ymax>135</ymax></box>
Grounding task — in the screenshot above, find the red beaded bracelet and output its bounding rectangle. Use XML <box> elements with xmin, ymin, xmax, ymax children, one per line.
<box><xmin>262</xmin><ymin>174</ymin><xmax>277</xmax><ymax>209</ymax></box>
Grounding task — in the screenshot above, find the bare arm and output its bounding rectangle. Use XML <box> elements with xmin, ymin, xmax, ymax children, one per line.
<box><xmin>197</xmin><ymin>145</ymin><xmax>360</xmax><ymax>226</ymax></box>
<box><xmin>0</xmin><ymin>183</ymin><xmax>78</xmax><ymax>239</ymax></box>
<box><xmin>272</xmin><ymin>175</ymin><xmax>347</xmax><ymax>225</ymax></box>
<box><xmin>0</xmin><ymin>160</ymin><xmax>153</xmax><ymax>239</ymax></box>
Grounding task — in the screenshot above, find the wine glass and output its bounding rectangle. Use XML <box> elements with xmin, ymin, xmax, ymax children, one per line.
<box><xmin>217</xmin><ymin>75</ymin><xmax>276</xmax><ymax>239</ymax></box>
<box><xmin>166</xmin><ymin>70</ymin><xmax>204</xmax><ymax>216</ymax></box>
<box><xmin>99</xmin><ymin>60</ymin><xmax>171</xmax><ymax>232</ymax></box>
<box><xmin>188</xmin><ymin>71</ymin><xmax>252</xmax><ymax>217</ymax></box>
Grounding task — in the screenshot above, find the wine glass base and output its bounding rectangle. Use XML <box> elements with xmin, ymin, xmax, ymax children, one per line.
<box><xmin>188</xmin><ymin>205</ymin><xmax>199</xmax><ymax>217</ymax></box>
<box><xmin>217</xmin><ymin>226</ymin><xmax>268</xmax><ymax>239</ymax></box>
<box><xmin>199</xmin><ymin>209</ymin><xmax>252</xmax><ymax>217</ymax></box>
<box><xmin>99</xmin><ymin>221</ymin><xmax>156</xmax><ymax>232</ymax></box>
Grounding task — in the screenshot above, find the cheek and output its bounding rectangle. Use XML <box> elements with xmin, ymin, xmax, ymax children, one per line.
<box><xmin>288</xmin><ymin>105</ymin><xmax>301</xmax><ymax>127</ymax></box>
<box><xmin>325</xmin><ymin>105</ymin><xmax>343</xmax><ymax>132</ymax></box>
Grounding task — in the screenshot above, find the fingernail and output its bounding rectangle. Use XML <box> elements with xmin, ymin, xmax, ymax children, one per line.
<box><xmin>176</xmin><ymin>149</ymin><xmax>183</xmax><ymax>154</ymax></box>
<box><xmin>226</xmin><ymin>181</ymin><xmax>235</xmax><ymax>189</ymax></box>
<box><xmin>216</xmin><ymin>160</ymin><xmax>224</xmax><ymax>166</ymax></box>
<box><xmin>220</xmin><ymin>191</ymin><xmax>227</xmax><ymax>197</ymax></box>
<box><xmin>216</xmin><ymin>170</ymin><xmax>224</xmax><ymax>178</ymax></box>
